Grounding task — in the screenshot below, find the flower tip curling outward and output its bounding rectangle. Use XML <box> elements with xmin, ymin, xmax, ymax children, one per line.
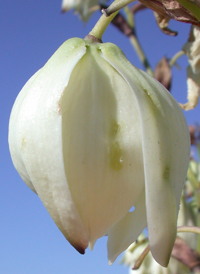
<box><xmin>9</xmin><ymin>37</ymin><xmax>190</xmax><ymax>267</ymax></box>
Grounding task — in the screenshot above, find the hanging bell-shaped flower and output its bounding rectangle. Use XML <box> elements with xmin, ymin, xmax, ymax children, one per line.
<box><xmin>8</xmin><ymin>37</ymin><xmax>190</xmax><ymax>267</ymax></box>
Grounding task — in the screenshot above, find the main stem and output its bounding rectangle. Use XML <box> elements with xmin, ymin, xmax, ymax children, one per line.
<box><xmin>104</xmin><ymin>0</ymin><xmax>137</xmax><ymax>16</ymax></box>
<box><xmin>89</xmin><ymin>11</ymin><xmax>118</xmax><ymax>41</ymax></box>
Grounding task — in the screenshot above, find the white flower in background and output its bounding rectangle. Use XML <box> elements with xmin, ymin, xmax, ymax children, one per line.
<box><xmin>62</xmin><ymin>0</ymin><xmax>99</xmax><ymax>21</ymax></box>
<box><xmin>122</xmin><ymin>195</ymin><xmax>197</xmax><ymax>274</ymax></box>
<box><xmin>122</xmin><ymin>237</ymin><xmax>189</xmax><ymax>274</ymax></box>
<box><xmin>8</xmin><ymin>37</ymin><xmax>190</xmax><ymax>267</ymax></box>
<box><xmin>181</xmin><ymin>26</ymin><xmax>200</xmax><ymax>110</ymax></box>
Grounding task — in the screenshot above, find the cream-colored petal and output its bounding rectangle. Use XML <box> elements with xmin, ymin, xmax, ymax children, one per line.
<box><xmin>101</xmin><ymin>43</ymin><xmax>190</xmax><ymax>266</ymax></box>
<box><xmin>9</xmin><ymin>38</ymin><xmax>90</xmax><ymax>253</ymax></box>
<box><xmin>9</xmin><ymin>69</ymin><xmax>41</xmax><ymax>193</ymax></box>
<box><xmin>107</xmin><ymin>190</ymin><xmax>147</xmax><ymax>265</ymax></box>
<box><xmin>61</xmin><ymin>43</ymin><xmax>145</xmax><ymax>246</ymax></box>
<box><xmin>62</xmin><ymin>0</ymin><xmax>81</xmax><ymax>11</ymax></box>
<box><xmin>62</xmin><ymin>0</ymin><xmax>99</xmax><ymax>21</ymax></box>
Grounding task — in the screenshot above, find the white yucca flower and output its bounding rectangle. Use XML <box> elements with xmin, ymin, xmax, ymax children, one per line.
<box><xmin>62</xmin><ymin>0</ymin><xmax>99</xmax><ymax>21</ymax></box>
<box><xmin>8</xmin><ymin>37</ymin><xmax>190</xmax><ymax>267</ymax></box>
<box><xmin>122</xmin><ymin>196</ymin><xmax>197</xmax><ymax>274</ymax></box>
<box><xmin>123</xmin><ymin>235</ymin><xmax>190</xmax><ymax>274</ymax></box>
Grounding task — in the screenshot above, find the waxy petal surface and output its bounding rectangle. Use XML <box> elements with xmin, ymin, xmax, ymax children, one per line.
<box><xmin>101</xmin><ymin>43</ymin><xmax>190</xmax><ymax>266</ymax></box>
<box><xmin>9</xmin><ymin>38</ymin><xmax>90</xmax><ymax>253</ymax></box>
<box><xmin>61</xmin><ymin>43</ymin><xmax>145</xmax><ymax>246</ymax></box>
<box><xmin>9</xmin><ymin>69</ymin><xmax>41</xmax><ymax>193</ymax></box>
<box><xmin>107</xmin><ymin>190</ymin><xmax>147</xmax><ymax>264</ymax></box>
<box><xmin>9</xmin><ymin>39</ymin><xmax>190</xmax><ymax>266</ymax></box>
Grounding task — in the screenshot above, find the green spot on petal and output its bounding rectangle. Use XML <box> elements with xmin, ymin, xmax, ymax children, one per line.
<box><xmin>109</xmin><ymin>141</ymin><xmax>123</xmax><ymax>171</ymax></box>
<box><xmin>109</xmin><ymin>121</ymin><xmax>120</xmax><ymax>138</ymax></box>
<box><xmin>163</xmin><ymin>167</ymin><xmax>170</xmax><ymax>179</ymax></box>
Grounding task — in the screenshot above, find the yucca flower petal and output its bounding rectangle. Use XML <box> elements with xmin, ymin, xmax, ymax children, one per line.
<box><xmin>100</xmin><ymin>43</ymin><xmax>190</xmax><ymax>266</ymax></box>
<box><xmin>9</xmin><ymin>38</ymin><xmax>90</xmax><ymax>253</ymax></box>
<box><xmin>107</xmin><ymin>190</ymin><xmax>147</xmax><ymax>265</ymax></box>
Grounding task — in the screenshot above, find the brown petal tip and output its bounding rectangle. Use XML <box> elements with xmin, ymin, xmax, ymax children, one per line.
<box><xmin>73</xmin><ymin>244</ymin><xmax>86</xmax><ymax>255</ymax></box>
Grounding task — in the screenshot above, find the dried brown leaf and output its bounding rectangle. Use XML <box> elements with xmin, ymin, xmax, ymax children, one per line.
<box><xmin>111</xmin><ymin>12</ymin><xmax>134</xmax><ymax>37</ymax></box>
<box><xmin>172</xmin><ymin>236</ymin><xmax>200</xmax><ymax>271</ymax></box>
<box><xmin>189</xmin><ymin>125</ymin><xmax>196</xmax><ymax>145</ymax></box>
<box><xmin>154</xmin><ymin>57</ymin><xmax>172</xmax><ymax>91</ymax></box>
<box><xmin>154</xmin><ymin>11</ymin><xmax>178</xmax><ymax>35</ymax></box>
<box><xmin>139</xmin><ymin>0</ymin><xmax>200</xmax><ymax>26</ymax></box>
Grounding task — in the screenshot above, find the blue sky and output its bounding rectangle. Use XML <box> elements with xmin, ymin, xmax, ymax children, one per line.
<box><xmin>1</xmin><ymin>1</ymin><xmax>200</xmax><ymax>274</ymax></box>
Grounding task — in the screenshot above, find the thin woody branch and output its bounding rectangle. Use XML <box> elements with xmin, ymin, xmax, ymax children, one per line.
<box><xmin>105</xmin><ymin>7</ymin><xmax>154</xmax><ymax>75</ymax></box>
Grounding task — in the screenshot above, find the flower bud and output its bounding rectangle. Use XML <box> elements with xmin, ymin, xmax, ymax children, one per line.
<box><xmin>8</xmin><ymin>37</ymin><xmax>190</xmax><ymax>267</ymax></box>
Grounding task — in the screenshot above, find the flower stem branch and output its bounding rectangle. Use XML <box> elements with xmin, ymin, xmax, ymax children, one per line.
<box><xmin>177</xmin><ymin>226</ymin><xmax>200</xmax><ymax>234</ymax></box>
<box><xmin>123</xmin><ymin>7</ymin><xmax>154</xmax><ymax>76</ymax></box>
<box><xmin>103</xmin><ymin>0</ymin><xmax>137</xmax><ymax>16</ymax></box>
<box><xmin>169</xmin><ymin>50</ymin><xmax>185</xmax><ymax>67</ymax></box>
<box><xmin>131</xmin><ymin>226</ymin><xmax>200</xmax><ymax>270</ymax></box>
<box><xmin>89</xmin><ymin>11</ymin><xmax>118</xmax><ymax>40</ymax></box>
<box><xmin>124</xmin><ymin>6</ymin><xmax>134</xmax><ymax>28</ymax></box>
<box><xmin>129</xmin><ymin>35</ymin><xmax>154</xmax><ymax>76</ymax></box>
<box><xmin>132</xmin><ymin>245</ymin><xmax>150</xmax><ymax>270</ymax></box>
<box><xmin>128</xmin><ymin>238</ymin><xmax>148</xmax><ymax>253</ymax></box>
